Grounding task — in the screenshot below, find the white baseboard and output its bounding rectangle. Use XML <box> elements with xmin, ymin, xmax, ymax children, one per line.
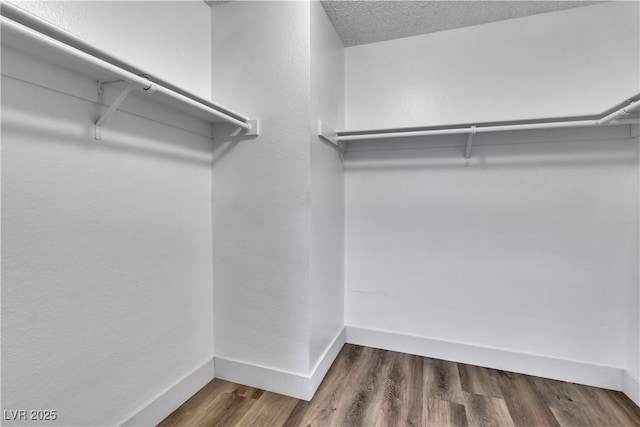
<box><xmin>114</xmin><ymin>327</ymin><xmax>635</xmax><ymax>424</ymax></box>
<box><xmin>309</xmin><ymin>328</ymin><xmax>347</xmax><ymax>396</ymax></box>
<box><xmin>215</xmin><ymin>327</ymin><xmax>345</xmax><ymax>401</ymax></box>
<box><xmin>119</xmin><ymin>358</ymin><xmax>215</xmax><ymax>426</ymax></box>
<box><xmin>346</xmin><ymin>326</ymin><xmax>622</xmax><ymax>392</ymax></box>
<box><xmin>623</xmin><ymin>370</ymin><xmax>640</xmax><ymax>407</ymax></box>
<box><xmin>213</xmin><ymin>356</ymin><xmax>312</xmax><ymax>400</ymax></box>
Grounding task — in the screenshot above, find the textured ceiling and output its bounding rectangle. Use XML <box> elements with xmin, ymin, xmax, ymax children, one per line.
<box><xmin>321</xmin><ymin>1</ymin><xmax>603</xmax><ymax>47</ymax></box>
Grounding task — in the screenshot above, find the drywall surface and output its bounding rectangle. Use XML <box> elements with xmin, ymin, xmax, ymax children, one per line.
<box><xmin>636</xmin><ymin>125</ymin><xmax>640</xmax><ymax>382</ymax></box>
<box><xmin>309</xmin><ymin>0</ymin><xmax>345</xmax><ymax>370</ymax></box>
<box><xmin>1</xmin><ymin>51</ymin><xmax>214</xmax><ymax>425</ymax></box>
<box><xmin>345</xmin><ymin>1</ymin><xmax>640</xmax><ymax>129</ymax></box>
<box><xmin>10</xmin><ymin>0</ymin><xmax>212</xmax><ymax>99</ymax></box>
<box><xmin>345</xmin><ymin>128</ymin><xmax>638</xmax><ymax>372</ymax></box>
<box><xmin>630</xmin><ymin>127</ymin><xmax>640</xmax><ymax>403</ymax></box>
<box><xmin>211</xmin><ymin>0</ymin><xmax>312</xmax><ymax>375</ymax></box>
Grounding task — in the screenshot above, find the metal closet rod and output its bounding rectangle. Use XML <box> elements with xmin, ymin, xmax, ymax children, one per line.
<box><xmin>338</xmin><ymin>98</ymin><xmax>640</xmax><ymax>142</ymax></box>
<box><xmin>0</xmin><ymin>1</ymin><xmax>251</xmax><ymax>131</ymax></box>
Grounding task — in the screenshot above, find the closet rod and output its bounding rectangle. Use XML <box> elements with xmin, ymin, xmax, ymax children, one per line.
<box><xmin>0</xmin><ymin>0</ymin><xmax>249</xmax><ymax>123</ymax></box>
<box><xmin>338</xmin><ymin>101</ymin><xmax>640</xmax><ymax>142</ymax></box>
<box><xmin>0</xmin><ymin>2</ymin><xmax>251</xmax><ymax>131</ymax></box>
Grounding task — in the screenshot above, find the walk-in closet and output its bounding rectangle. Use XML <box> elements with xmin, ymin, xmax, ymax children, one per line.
<box><xmin>2</xmin><ymin>1</ymin><xmax>639</xmax><ymax>426</ymax></box>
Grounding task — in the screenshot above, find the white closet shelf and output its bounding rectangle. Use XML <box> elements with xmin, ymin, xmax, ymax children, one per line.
<box><xmin>320</xmin><ymin>97</ymin><xmax>640</xmax><ymax>155</ymax></box>
<box><xmin>0</xmin><ymin>1</ymin><xmax>259</xmax><ymax>140</ymax></box>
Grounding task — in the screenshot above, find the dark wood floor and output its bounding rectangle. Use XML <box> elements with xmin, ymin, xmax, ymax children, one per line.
<box><xmin>159</xmin><ymin>344</ymin><xmax>640</xmax><ymax>426</ymax></box>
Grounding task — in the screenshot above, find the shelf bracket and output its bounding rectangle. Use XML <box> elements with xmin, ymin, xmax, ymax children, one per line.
<box><xmin>97</xmin><ymin>78</ymin><xmax>124</xmax><ymax>97</ymax></box>
<box><xmin>95</xmin><ymin>82</ymin><xmax>136</xmax><ymax>140</ymax></box>
<box><xmin>318</xmin><ymin>120</ymin><xmax>341</xmax><ymax>150</ymax></box>
<box><xmin>465</xmin><ymin>125</ymin><xmax>476</xmax><ymax>159</ymax></box>
<box><xmin>97</xmin><ymin>74</ymin><xmax>149</xmax><ymax>97</ymax></box>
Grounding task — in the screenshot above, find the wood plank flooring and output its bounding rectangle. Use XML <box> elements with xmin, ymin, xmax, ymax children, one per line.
<box><xmin>159</xmin><ymin>344</ymin><xmax>640</xmax><ymax>426</ymax></box>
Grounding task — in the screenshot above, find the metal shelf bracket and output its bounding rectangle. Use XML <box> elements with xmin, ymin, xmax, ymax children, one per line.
<box><xmin>95</xmin><ymin>82</ymin><xmax>136</xmax><ymax>140</ymax></box>
<box><xmin>97</xmin><ymin>78</ymin><xmax>124</xmax><ymax>97</ymax></box>
<box><xmin>318</xmin><ymin>120</ymin><xmax>341</xmax><ymax>150</ymax></box>
<box><xmin>465</xmin><ymin>125</ymin><xmax>477</xmax><ymax>159</ymax></box>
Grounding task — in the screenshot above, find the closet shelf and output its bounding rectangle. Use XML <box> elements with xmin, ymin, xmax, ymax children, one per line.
<box><xmin>0</xmin><ymin>1</ymin><xmax>259</xmax><ymax>139</ymax></box>
<box><xmin>320</xmin><ymin>97</ymin><xmax>640</xmax><ymax>155</ymax></box>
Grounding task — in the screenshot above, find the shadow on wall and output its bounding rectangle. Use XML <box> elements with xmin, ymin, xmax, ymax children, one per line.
<box><xmin>210</xmin><ymin>122</ymin><xmax>261</xmax><ymax>166</ymax></box>
<box><xmin>344</xmin><ymin>130</ymin><xmax>639</xmax><ymax>171</ymax></box>
<box><xmin>1</xmin><ymin>105</ymin><xmax>214</xmax><ymax>168</ymax></box>
<box><xmin>314</xmin><ymin>135</ymin><xmax>345</xmax><ymax>166</ymax></box>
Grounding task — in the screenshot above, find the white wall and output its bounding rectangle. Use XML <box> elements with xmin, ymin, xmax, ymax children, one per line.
<box><xmin>11</xmin><ymin>0</ymin><xmax>212</xmax><ymax>99</ymax></box>
<box><xmin>309</xmin><ymin>0</ymin><xmax>345</xmax><ymax>372</ymax></box>
<box><xmin>211</xmin><ymin>1</ymin><xmax>346</xmax><ymax>399</ymax></box>
<box><xmin>630</xmin><ymin>125</ymin><xmax>640</xmax><ymax>404</ymax></box>
<box><xmin>1</xmin><ymin>37</ymin><xmax>214</xmax><ymax>427</ymax></box>
<box><xmin>345</xmin><ymin>128</ymin><xmax>639</xmax><ymax>378</ymax></box>
<box><xmin>343</xmin><ymin>1</ymin><xmax>640</xmax><ymax>392</ymax></box>
<box><xmin>211</xmin><ymin>0</ymin><xmax>312</xmax><ymax>376</ymax></box>
<box><xmin>345</xmin><ymin>1</ymin><xmax>640</xmax><ymax>129</ymax></box>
